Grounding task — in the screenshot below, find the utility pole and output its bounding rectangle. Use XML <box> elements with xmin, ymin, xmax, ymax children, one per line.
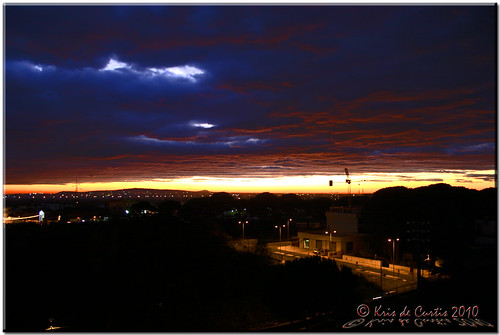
<box><xmin>380</xmin><ymin>261</ymin><xmax>383</xmax><ymax>290</ymax></box>
<box><xmin>416</xmin><ymin>223</ymin><xmax>421</xmax><ymax>286</ymax></box>
<box><xmin>388</xmin><ymin>238</ymin><xmax>399</xmax><ymax>274</ymax></box>
<box><xmin>407</xmin><ymin>221</ymin><xmax>430</xmax><ymax>289</ymax></box>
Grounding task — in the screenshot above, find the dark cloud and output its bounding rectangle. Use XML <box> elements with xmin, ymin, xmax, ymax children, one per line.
<box><xmin>4</xmin><ymin>5</ymin><xmax>496</xmax><ymax>186</ymax></box>
<box><xmin>464</xmin><ymin>173</ymin><xmax>497</xmax><ymax>182</ymax></box>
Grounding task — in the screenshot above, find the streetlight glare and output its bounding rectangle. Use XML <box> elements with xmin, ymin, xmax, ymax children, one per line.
<box><xmin>238</xmin><ymin>220</ymin><xmax>246</xmax><ymax>240</ymax></box>
<box><xmin>388</xmin><ymin>237</ymin><xmax>400</xmax><ymax>274</ymax></box>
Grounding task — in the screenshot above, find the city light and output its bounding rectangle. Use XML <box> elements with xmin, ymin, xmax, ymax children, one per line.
<box><xmin>4</xmin><ymin>169</ymin><xmax>495</xmax><ymax>195</ymax></box>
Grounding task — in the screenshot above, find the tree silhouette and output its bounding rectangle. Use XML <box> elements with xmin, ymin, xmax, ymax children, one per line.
<box><xmin>158</xmin><ymin>200</ymin><xmax>181</xmax><ymax>217</ymax></box>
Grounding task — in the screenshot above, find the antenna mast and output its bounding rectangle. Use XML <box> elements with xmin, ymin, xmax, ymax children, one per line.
<box><xmin>345</xmin><ymin>168</ymin><xmax>352</xmax><ymax>207</ymax></box>
<box><xmin>344</xmin><ymin>168</ymin><xmax>351</xmax><ymax>195</ymax></box>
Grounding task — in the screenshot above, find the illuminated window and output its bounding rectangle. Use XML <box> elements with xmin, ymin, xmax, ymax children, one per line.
<box><xmin>303</xmin><ymin>238</ymin><xmax>310</xmax><ymax>249</ymax></box>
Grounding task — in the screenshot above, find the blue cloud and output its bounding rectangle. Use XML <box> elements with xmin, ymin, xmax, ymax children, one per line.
<box><xmin>4</xmin><ymin>5</ymin><xmax>496</xmax><ymax>184</ymax></box>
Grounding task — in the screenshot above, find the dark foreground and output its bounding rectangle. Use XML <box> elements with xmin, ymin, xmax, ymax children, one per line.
<box><xmin>5</xmin><ymin>217</ymin><xmax>497</xmax><ymax>332</ymax></box>
<box><xmin>5</xmin><ymin>218</ymin><xmax>380</xmax><ymax>332</ymax></box>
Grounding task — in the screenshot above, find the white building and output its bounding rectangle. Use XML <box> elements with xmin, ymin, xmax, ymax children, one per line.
<box><xmin>297</xmin><ymin>231</ymin><xmax>364</xmax><ymax>258</ymax></box>
<box><xmin>297</xmin><ymin>206</ymin><xmax>365</xmax><ymax>258</ymax></box>
<box><xmin>325</xmin><ymin>206</ymin><xmax>358</xmax><ymax>235</ymax></box>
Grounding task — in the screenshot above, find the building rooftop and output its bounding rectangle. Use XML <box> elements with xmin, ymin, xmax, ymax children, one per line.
<box><xmin>298</xmin><ymin>230</ymin><xmax>364</xmax><ymax>238</ymax></box>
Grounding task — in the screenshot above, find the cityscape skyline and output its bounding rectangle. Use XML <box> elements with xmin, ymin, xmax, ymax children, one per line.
<box><xmin>4</xmin><ymin>5</ymin><xmax>496</xmax><ymax>195</ymax></box>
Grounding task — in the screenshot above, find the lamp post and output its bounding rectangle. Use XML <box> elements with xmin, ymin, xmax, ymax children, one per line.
<box><xmin>238</xmin><ymin>220</ymin><xmax>247</xmax><ymax>240</ymax></box>
<box><xmin>275</xmin><ymin>224</ymin><xmax>286</xmax><ymax>261</ymax></box>
<box><xmin>287</xmin><ymin>218</ymin><xmax>292</xmax><ymax>240</ymax></box>
<box><xmin>424</xmin><ymin>254</ymin><xmax>431</xmax><ymax>276</ymax></box>
<box><xmin>325</xmin><ymin>230</ymin><xmax>336</xmax><ymax>242</ymax></box>
<box><xmin>388</xmin><ymin>238</ymin><xmax>399</xmax><ymax>274</ymax></box>
<box><xmin>325</xmin><ymin>230</ymin><xmax>336</xmax><ymax>253</ymax></box>
<box><xmin>275</xmin><ymin>224</ymin><xmax>286</xmax><ymax>242</ymax></box>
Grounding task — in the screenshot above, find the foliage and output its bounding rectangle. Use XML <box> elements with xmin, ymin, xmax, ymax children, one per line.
<box><xmin>360</xmin><ymin>183</ymin><xmax>497</xmax><ymax>276</ymax></box>
<box><xmin>5</xmin><ymin>217</ymin><xmax>376</xmax><ymax>331</ymax></box>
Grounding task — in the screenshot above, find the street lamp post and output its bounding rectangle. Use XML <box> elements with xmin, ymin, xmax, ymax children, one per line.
<box><xmin>424</xmin><ymin>254</ymin><xmax>431</xmax><ymax>276</ymax></box>
<box><xmin>238</xmin><ymin>220</ymin><xmax>248</xmax><ymax>240</ymax></box>
<box><xmin>275</xmin><ymin>224</ymin><xmax>286</xmax><ymax>242</ymax></box>
<box><xmin>287</xmin><ymin>218</ymin><xmax>292</xmax><ymax>240</ymax></box>
<box><xmin>325</xmin><ymin>230</ymin><xmax>336</xmax><ymax>253</ymax></box>
<box><xmin>275</xmin><ymin>224</ymin><xmax>286</xmax><ymax>261</ymax></box>
<box><xmin>388</xmin><ymin>238</ymin><xmax>399</xmax><ymax>274</ymax></box>
<box><xmin>325</xmin><ymin>230</ymin><xmax>336</xmax><ymax>242</ymax></box>
<box><xmin>239</xmin><ymin>220</ymin><xmax>249</xmax><ymax>249</ymax></box>
<box><xmin>325</xmin><ymin>231</ymin><xmax>331</xmax><ymax>242</ymax></box>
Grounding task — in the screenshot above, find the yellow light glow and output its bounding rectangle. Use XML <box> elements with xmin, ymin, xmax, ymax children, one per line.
<box><xmin>3</xmin><ymin>170</ymin><xmax>495</xmax><ymax>194</ymax></box>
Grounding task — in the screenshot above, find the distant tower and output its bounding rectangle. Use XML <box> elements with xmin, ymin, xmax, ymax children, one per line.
<box><xmin>344</xmin><ymin>168</ymin><xmax>351</xmax><ymax>195</ymax></box>
<box><xmin>345</xmin><ymin>168</ymin><xmax>352</xmax><ymax>207</ymax></box>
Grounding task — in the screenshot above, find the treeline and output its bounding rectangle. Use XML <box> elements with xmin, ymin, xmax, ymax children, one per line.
<box><xmin>5</xmin><ymin>217</ymin><xmax>381</xmax><ymax>331</ymax></box>
<box><xmin>127</xmin><ymin>192</ymin><xmax>336</xmax><ymax>241</ymax></box>
<box><xmin>5</xmin><ymin>183</ymin><xmax>496</xmax><ymax>330</ymax></box>
<box><xmin>359</xmin><ymin>183</ymin><xmax>496</xmax><ymax>275</ymax></box>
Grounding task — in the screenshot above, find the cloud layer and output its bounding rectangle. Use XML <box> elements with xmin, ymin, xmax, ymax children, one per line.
<box><xmin>5</xmin><ymin>5</ymin><xmax>496</xmax><ymax>187</ymax></box>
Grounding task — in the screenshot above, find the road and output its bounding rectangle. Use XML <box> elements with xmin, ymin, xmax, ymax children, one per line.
<box><xmin>337</xmin><ymin>258</ymin><xmax>416</xmax><ymax>294</ymax></box>
<box><xmin>268</xmin><ymin>245</ymin><xmax>417</xmax><ymax>294</ymax></box>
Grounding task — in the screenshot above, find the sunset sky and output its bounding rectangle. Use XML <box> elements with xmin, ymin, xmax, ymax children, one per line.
<box><xmin>4</xmin><ymin>5</ymin><xmax>497</xmax><ymax>194</ymax></box>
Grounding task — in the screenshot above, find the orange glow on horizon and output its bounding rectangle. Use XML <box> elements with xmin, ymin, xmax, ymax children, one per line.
<box><xmin>3</xmin><ymin>171</ymin><xmax>495</xmax><ymax>194</ymax></box>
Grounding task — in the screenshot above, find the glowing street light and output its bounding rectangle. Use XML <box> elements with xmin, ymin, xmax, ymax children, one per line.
<box><xmin>38</xmin><ymin>210</ymin><xmax>45</xmax><ymax>224</ymax></box>
<box><xmin>287</xmin><ymin>218</ymin><xmax>292</xmax><ymax>240</ymax></box>
<box><xmin>325</xmin><ymin>230</ymin><xmax>336</xmax><ymax>242</ymax></box>
<box><xmin>388</xmin><ymin>238</ymin><xmax>399</xmax><ymax>274</ymax></box>
<box><xmin>238</xmin><ymin>220</ymin><xmax>248</xmax><ymax>240</ymax></box>
<box><xmin>275</xmin><ymin>224</ymin><xmax>286</xmax><ymax>242</ymax></box>
<box><xmin>275</xmin><ymin>224</ymin><xmax>286</xmax><ymax>261</ymax></box>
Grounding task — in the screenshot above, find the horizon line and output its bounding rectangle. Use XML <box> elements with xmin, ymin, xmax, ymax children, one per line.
<box><xmin>3</xmin><ymin>182</ymin><xmax>495</xmax><ymax>196</ymax></box>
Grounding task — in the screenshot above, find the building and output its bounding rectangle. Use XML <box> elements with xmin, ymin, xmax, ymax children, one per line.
<box><xmin>296</xmin><ymin>206</ymin><xmax>365</xmax><ymax>258</ymax></box>
<box><xmin>325</xmin><ymin>206</ymin><xmax>358</xmax><ymax>235</ymax></box>
<box><xmin>297</xmin><ymin>231</ymin><xmax>365</xmax><ymax>258</ymax></box>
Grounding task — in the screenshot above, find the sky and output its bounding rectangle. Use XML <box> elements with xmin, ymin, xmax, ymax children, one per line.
<box><xmin>3</xmin><ymin>4</ymin><xmax>497</xmax><ymax>194</ymax></box>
